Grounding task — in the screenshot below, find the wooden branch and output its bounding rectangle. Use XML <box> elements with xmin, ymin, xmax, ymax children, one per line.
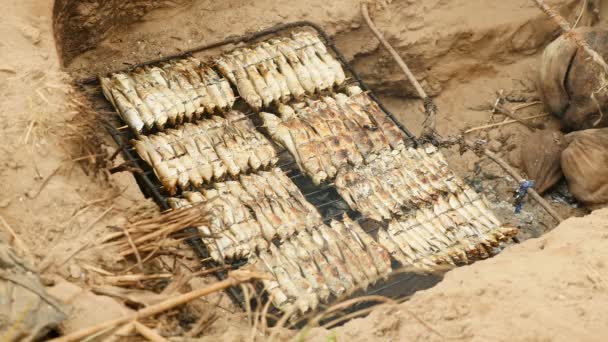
<box><xmin>362</xmin><ymin>1</ymin><xmax>564</xmax><ymax>223</ymax></box>
<box><xmin>482</xmin><ymin>149</ymin><xmax>564</xmax><ymax>222</ymax></box>
<box><xmin>464</xmin><ymin>114</ymin><xmax>550</xmax><ymax>134</ymax></box>
<box><xmin>100</xmin><ymin>323</ymin><xmax>134</xmax><ymax>342</ymax></box>
<box><xmin>0</xmin><ymin>215</ymin><xmax>34</xmax><ymax>264</ymax></box>
<box><xmin>495</xmin><ymin>103</ymin><xmax>538</xmax><ymax>131</ymax></box>
<box><xmin>49</xmin><ymin>270</ymin><xmax>268</xmax><ymax>342</ymax></box>
<box><xmin>361</xmin><ymin>3</ymin><xmax>437</xmax><ymax>137</ymax></box>
<box><xmin>134</xmin><ymin>321</ymin><xmax>169</xmax><ymax>342</ymax></box>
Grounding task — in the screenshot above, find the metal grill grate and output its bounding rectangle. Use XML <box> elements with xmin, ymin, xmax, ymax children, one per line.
<box><xmin>78</xmin><ymin>22</ymin><xmax>477</xmax><ymax>319</ymax></box>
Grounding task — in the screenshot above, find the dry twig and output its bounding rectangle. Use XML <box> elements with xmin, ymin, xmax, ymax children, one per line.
<box><xmin>104</xmin><ymin>273</ymin><xmax>174</xmax><ymax>285</ymax></box>
<box><xmin>494</xmin><ymin>102</ymin><xmax>538</xmax><ymax>131</ymax></box>
<box><xmin>100</xmin><ymin>322</ymin><xmax>134</xmax><ymax>342</ymax></box>
<box><xmin>0</xmin><ymin>215</ymin><xmax>34</xmax><ymax>264</ymax></box>
<box><xmin>50</xmin><ymin>270</ymin><xmax>269</xmax><ymax>342</ymax></box>
<box><xmin>464</xmin><ymin>114</ymin><xmax>549</xmax><ymax>134</ymax></box>
<box><xmin>482</xmin><ymin>149</ymin><xmax>564</xmax><ymax>222</ymax></box>
<box><xmin>134</xmin><ymin>321</ymin><xmax>169</xmax><ymax>342</ymax></box>
<box><xmin>361</xmin><ymin>3</ymin><xmax>437</xmax><ymax>137</ymax></box>
<box><xmin>121</xmin><ymin>225</ymin><xmax>144</xmax><ymax>273</ymax></box>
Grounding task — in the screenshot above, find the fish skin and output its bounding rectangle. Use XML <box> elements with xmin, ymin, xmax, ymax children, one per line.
<box><xmin>169</xmin><ymin>63</ymin><xmax>204</xmax><ymax>117</ymax></box>
<box><xmin>282</xmin><ymin>239</ymin><xmax>331</xmax><ymax>302</ymax></box>
<box><xmin>319</xmin><ymin>225</ymin><xmax>371</xmax><ymax>290</ymax></box>
<box><xmin>258</xmin><ymin>250</ymin><xmax>307</xmax><ymax>313</ymax></box>
<box><xmin>284</xmin><ymin>38</ymin><xmax>326</xmax><ymax>90</ymax></box>
<box><xmin>377</xmin><ymin>229</ymin><xmax>412</xmax><ymax>266</ymax></box>
<box><xmin>180</xmin><ymin>59</ymin><xmax>213</xmax><ymax>116</ymax></box>
<box><xmin>291</xmin><ymin>33</ymin><xmax>335</xmax><ymax>88</ymax></box>
<box><xmin>342</xmin><ymin>214</ymin><xmax>392</xmax><ymax>276</ymax></box>
<box><xmin>162</xmin><ymin>65</ymin><xmax>196</xmax><ymax>122</ymax></box>
<box><xmin>252</xmin><ymin>47</ymin><xmax>282</xmax><ymax>102</ymax></box>
<box><xmin>112</xmin><ymin>74</ymin><xmax>155</xmax><ymax>129</ymax></box>
<box><xmin>203</xmin><ymin>68</ymin><xmax>228</xmax><ymax>111</ymax></box>
<box><xmin>261</xmin><ymin>41</ymin><xmax>305</xmax><ymax>99</ymax></box>
<box><xmin>237</xmin><ymin>49</ymin><xmax>273</xmax><ymax>107</ymax></box>
<box><xmin>269</xmin><ymin>243</ymin><xmax>319</xmax><ymax>312</ymax></box>
<box><xmin>225</xmin><ymin>54</ymin><xmax>262</xmax><ymax>110</ymax></box>
<box><xmin>294</xmin><ymin>31</ymin><xmax>346</xmax><ymax>86</ymax></box>
<box><xmin>247</xmin><ymin>258</ymin><xmax>292</xmax><ymax>311</ymax></box>
<box><xmin>111</xmin><ymin>89</ymin><xmax>144</xmax><ymax>133</ymax></box>
<box><xmin>273</xmin><ymin>38</ymin><xmax>315</xmax><ymax>94</ymax></box>
<box><xmin>99</xmin><ymin>76</ymin><xmax>116</xmax><ymax>107</ymax></box>
<box><xmin>329</xmin><ymin>220</ymin><xmax>379</xmax><ymax>280</ymax></box>
<box><xmin>298</xmin><ymin>231</ymin><xmax>355</xmax><ymax>293</ymax></box>
<box><xmin>130</xmin><ymin>74</ymin><xmax>169</xmax><ymax>129</ymax></box>
<box><xmin>255</xmin><ymin>44</ymin><xmax>291</xmax><ymax>101</ymax></box>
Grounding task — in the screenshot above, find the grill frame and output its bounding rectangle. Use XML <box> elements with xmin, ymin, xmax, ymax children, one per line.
<box><xmin>78</xmin><ymin>21</ymin><xmax>452</xmax><ymax>316</ymax></box>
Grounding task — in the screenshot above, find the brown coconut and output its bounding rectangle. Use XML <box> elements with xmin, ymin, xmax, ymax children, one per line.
<box><xmin>521</xmin><ymin>130</ymin><xmax>566</xmax><ymax>194</ymax></box>
<box><xmin>539</xmin><ymin>27</ymin><xmax>608</xmax><ymax>131</ymax></box>
<box><xmin>561</xmin><ymin>128</ymin><xmax>608</xmax><ymax>207</ymax></box>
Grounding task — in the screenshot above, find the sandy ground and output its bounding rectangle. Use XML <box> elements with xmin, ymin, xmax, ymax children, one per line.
<box><xmin>1</xmin><ymin>0</ymin><xmax>607</xmax><ymax>340</ymax></box>
<box><xmin>304</xmin><ymin>208</ymin><xmax>608</xmax><ymax>342</ymax></box>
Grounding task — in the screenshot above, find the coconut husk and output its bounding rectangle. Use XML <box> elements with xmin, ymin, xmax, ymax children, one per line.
<box><xmin>521</xmin><ymin>130</ymin><xmax>567</xmax><ymax>194</ymax></box>
<box><xmin>539</xmin><ymin>27</ymin><xmax>608</xmax><ymax>130</ymax></box>
<box><xmin>561</xmin><ymin>128</ymin><xmax>608</xmax><ymax>207</ymax></box>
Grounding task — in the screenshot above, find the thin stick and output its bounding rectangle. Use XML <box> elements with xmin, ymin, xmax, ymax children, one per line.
<box><xmin>81</xmin><ymin>264</ymin><xmax>115</xmax><ymax>276</ymax></box>
<box><xmin>122</xmin><ymin>241</ymin><xmax>165</xmax><ymax>273</ymax></box>
<box><xmin>363</xmin><ymin>1</ymin><xmax>564</xmax><ymax>223</ymax></box>
<box><xmin>0</xmin><ymin>215</ymin><xmax>34</xmax><ymax>263</ymax></box>
<box><xmin>242</xmin><ymin>284</ymin><xmax>253</xmax><ymax>328</ymax></box>
<box><xmin>464</xmin><ymin>114</ymin><xmax>549</xmax><ymax>134</ymax></box>
<box><xmin>186</xmin><ymin>311</ymin><xmax>217</xmax><ymax>338</ymax></box>
<box><xmin>121</xmin><ymin>225</ymin><xmax>144</xmax><ymax>273</ymax></box>
<box><xmin>482</xmin><ymin>149</ymin><xmax>564</xmax><ymax>222</ymax></box>
<box><xmin>495</xmin><ymin>103</ymin><xmax>537</xmax><ymax>131</ymax></box>
<box><xmin>84</xmin><ymin>206</ymin><xmax>114</xmax><ymax>233</ymax></box>
<box><xmin>133</xmin><ymin>321</ymin><xmax>169</xmax><ymax>342</ymax></box>
<box><xmin>104</xmin><ymin>273</ymin><xmax>173</xmax><ymax>284</ymax></box>
<box><xmin>260</xmin><ymin>294</ymin><xmax>273</xmax><ymax>334</ymax></box>
<box><xmin>100</xmin><ymin>322</ymin><xmax>134</xmax><ymax>342</ymax></box>
<box><xmin>49</xmin><ymin>270</ymin><xmax>267</xmax><ymax>342</ymax></box>
<box><xmin>511</xmin><ymin>101</ymin><xmax>543</xmax><ymax>112</ymax></box>
<box><xmin>361</xmin><ymin>3</ymin><xmax>436</xmax><ymax>136</ymax></box>
<box><xmin>29</xmin><ymin>165</ymin><xmax>62</xmax><ymax>198</ymax></box>
<box><xmin>573</xmin><ymin>0</ymin><xmax>588</xmax><ymax>29</ymax></box>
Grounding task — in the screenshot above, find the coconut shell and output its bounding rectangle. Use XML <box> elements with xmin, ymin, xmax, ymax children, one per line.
<box><xmin>539</xmin><ymin>27</ymin><xmax>608</xmax><ymax>130</ymax></box>
<box><xmin>561</xmin><ymin>128</ymin><xmax>608</xmax><ymax>206</ymax></box>
<box><xmin>521</xmin><ymin>130</ymin><xmax>566</xmax><ymax>194</ymax></box>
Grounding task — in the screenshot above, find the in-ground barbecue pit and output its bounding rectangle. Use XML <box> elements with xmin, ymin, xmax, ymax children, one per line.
<box><xmin>77</xmin><ymin>22</ymin><xmax>520</xmax><ymax>325</ymax></box>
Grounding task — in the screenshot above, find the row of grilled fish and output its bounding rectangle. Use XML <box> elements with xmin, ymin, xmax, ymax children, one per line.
<box><xmin>215</xmin><ymin>31</ymin><xmax>346</xmax><ymax>110</ymax></box>
<box><xmin>333</xmin><ymin>144</ymin><xmax>518</xmax><ymax>267</ymax></box>
<box><xmin>100</xmin><ymin>57</ymin><xmax>236</xmax><ymax>133</ymax></box>
<box><xmin>167</xmin><ymin>168</ymin><xmax>323</xmax><ymax>262</ymax></box>
<box><xmin>246</xmin><ymin>214</ymin><xmax>392</xmax><ymax>314</ymax></box>
<box><xmin>336</xmin><ymin>145</ymin><xmax>472</xmax><ymax>221</ymax></box>
<box><xmin>132</xmin><ymin>111</ymin><xmax>277</xmax><ymax>194</ymax></box>
<box><xmin>262</xmin><ymin>88</ymin><xmax>405</xmax><ymax>184</ymax></box>
<box><xmin>378</xmin><ymin>202</ymin><xmax>518</xmax><ymax>270</ymax></box>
